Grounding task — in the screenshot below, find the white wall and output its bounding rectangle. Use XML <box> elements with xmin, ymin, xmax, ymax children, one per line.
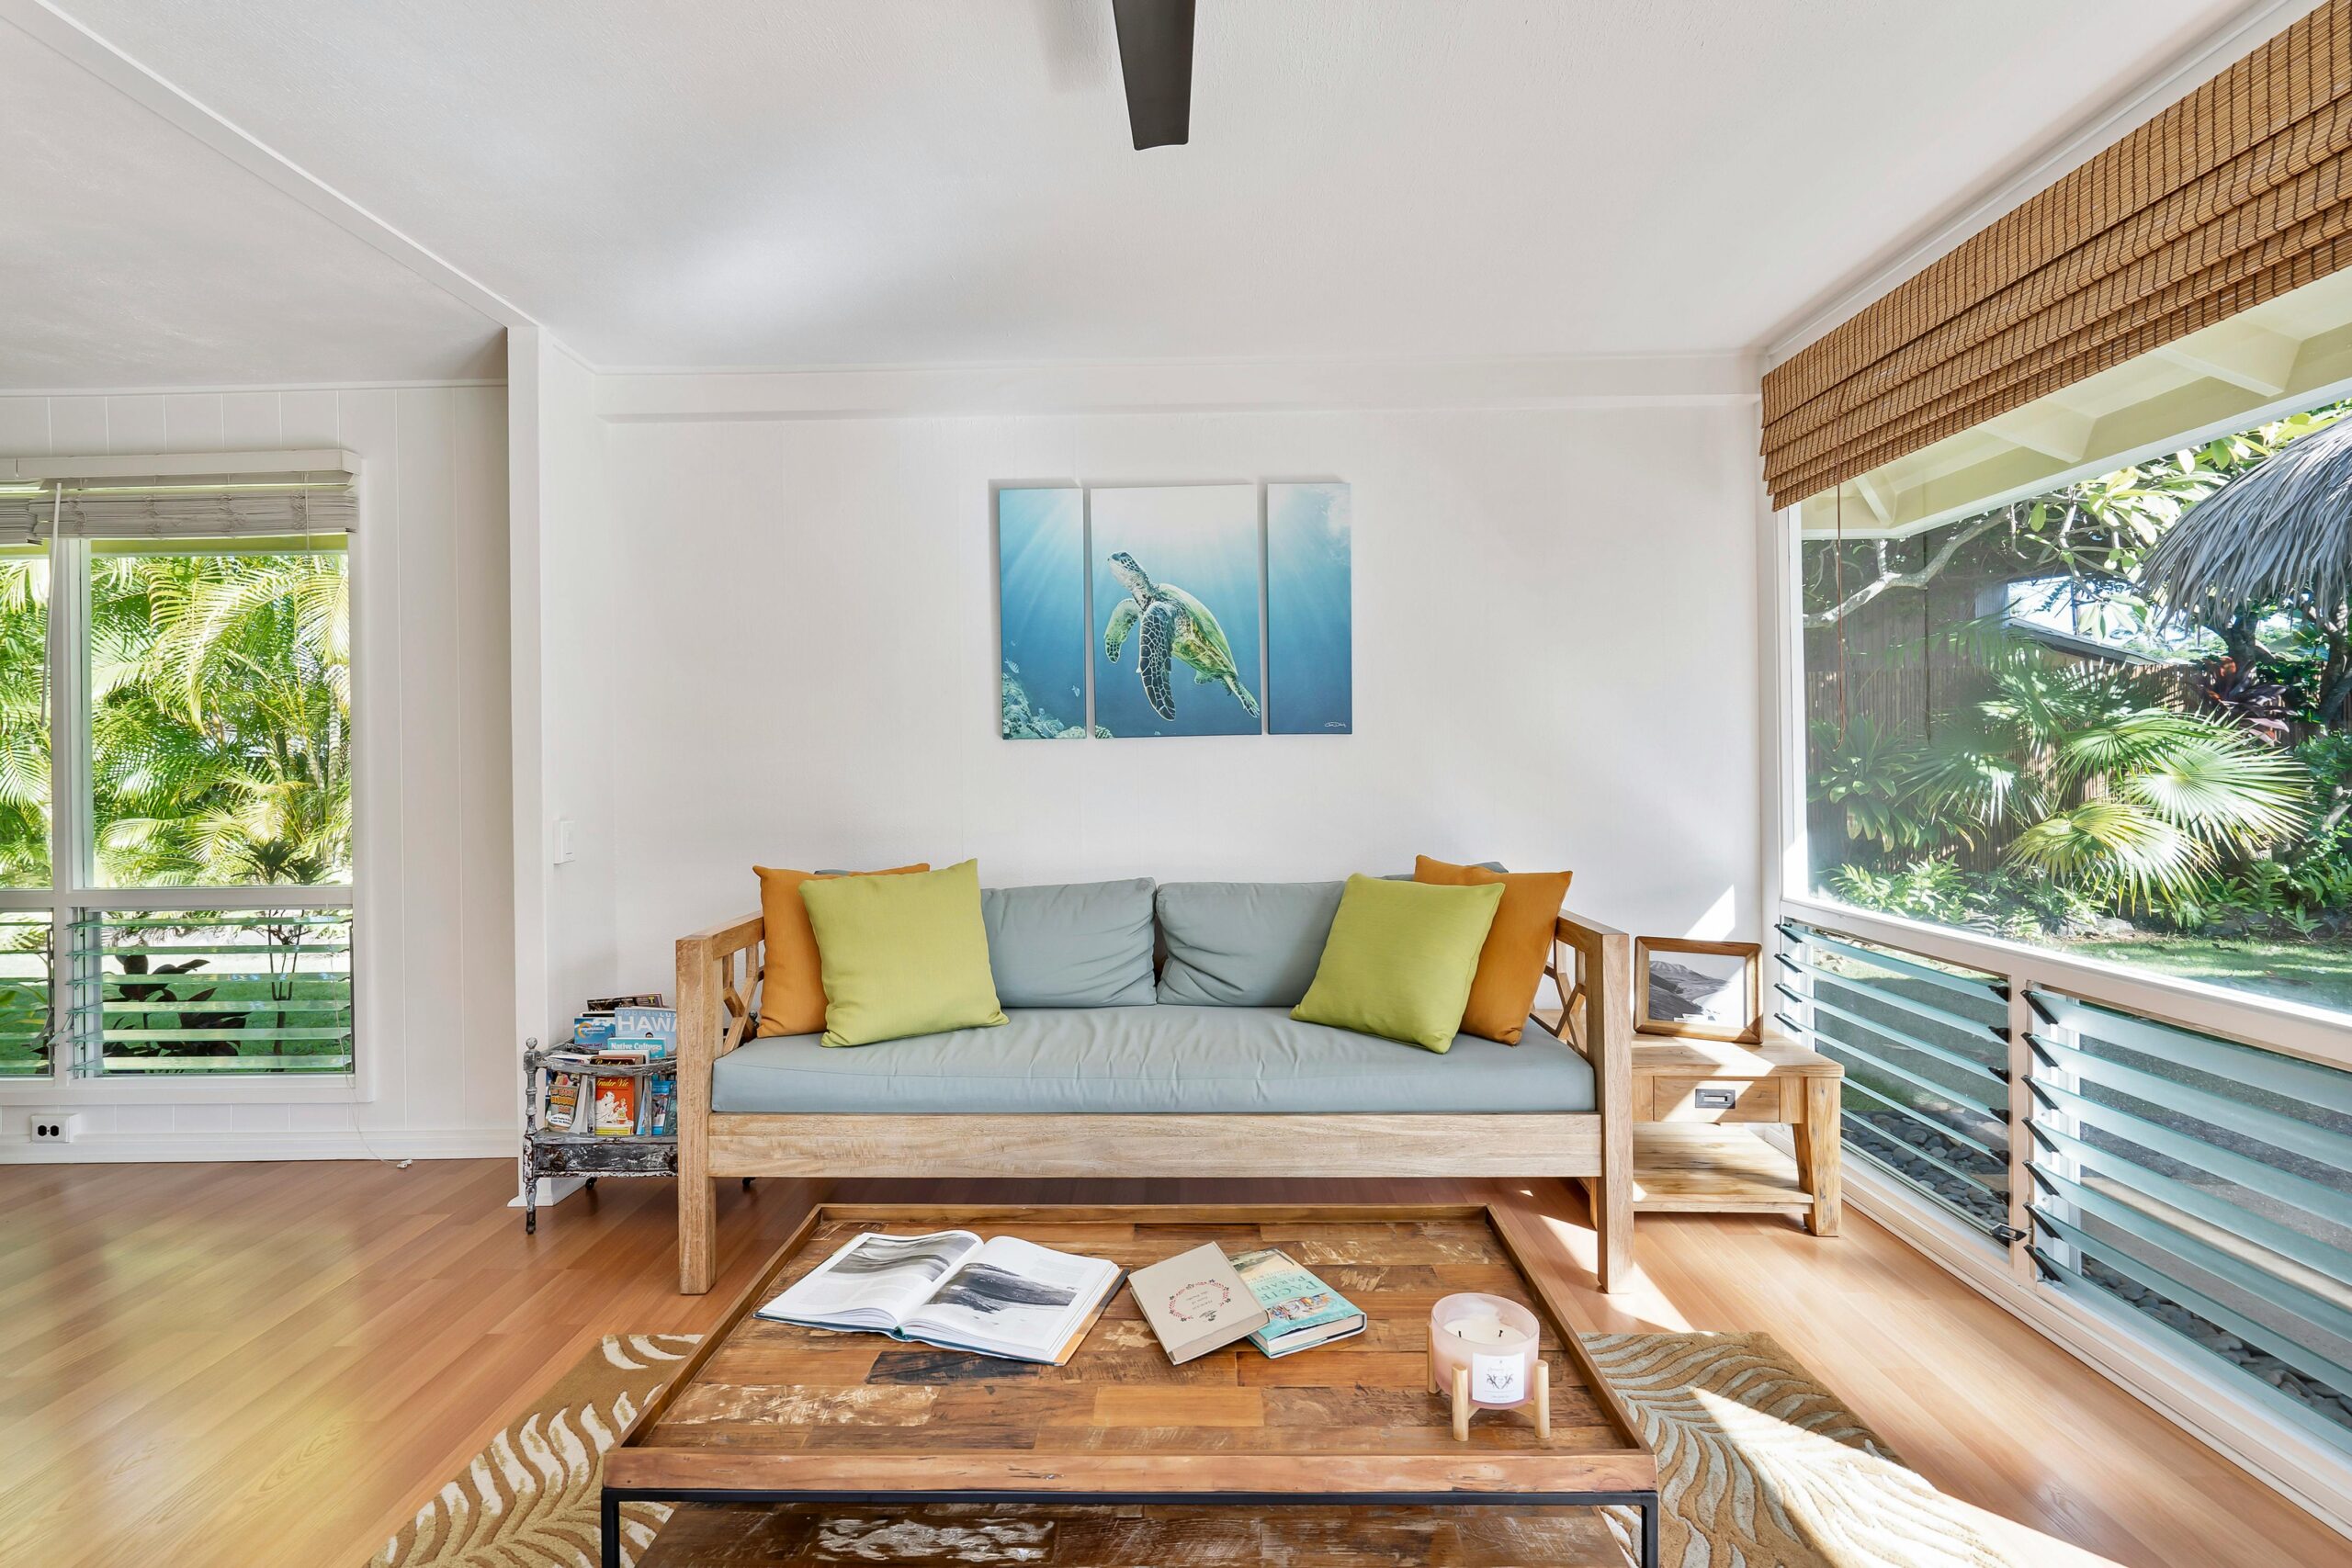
<box><xmin>0</xmin><ymin>383</ymin><xmax>515</xmax><ymax>1159</ymax></box>
<box><xmin>530</xmin><ymin>345</ymin><xmax>627</xmax><ymax>1039</ymax></box>
<box><xmin>564</xmin><ymin>392</ymin><xmax>1763</xmax><ymax>996</ymax></box>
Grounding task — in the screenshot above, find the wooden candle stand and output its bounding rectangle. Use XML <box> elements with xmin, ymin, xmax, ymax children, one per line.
<box><xmin>1431</xmin><ymin>1355</ymin><xmax>1551</xmax><ymax>1441</ymax></box>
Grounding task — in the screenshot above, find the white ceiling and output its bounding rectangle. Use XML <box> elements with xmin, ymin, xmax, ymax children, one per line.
<box><xmin>0</xmin><ymin>16</ymin><xmax>503</xmax><ymax>389</ymax></box>
<box><xmin>9</xmin><ymin>0</ymin><xmax>2280</xmax><ymax>382</ymax></box>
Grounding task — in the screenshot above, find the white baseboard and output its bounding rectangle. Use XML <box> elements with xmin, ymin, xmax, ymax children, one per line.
<box><xmin>507</xmin><ymin>1175</ymin><xmax>589</xmax><ymax>1208</ymax></box>
<box><xmin>0</xmin><ymin>1127</ymin><xmax>515</xmax><ymax>1163</ymax></box>
<box><xmin>1838</xmin><ymin>1156</ymin><xmax>2352</xmax><ymax>1540</ymax></box>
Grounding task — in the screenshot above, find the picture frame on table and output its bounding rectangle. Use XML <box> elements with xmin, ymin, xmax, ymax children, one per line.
<box><xmin>1634</xmin><ymin>937</ymin><xmax>1762</xmax><ymax>1044</ymax></box>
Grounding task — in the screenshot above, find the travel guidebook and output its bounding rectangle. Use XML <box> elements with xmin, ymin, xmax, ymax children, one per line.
<box><xmin>1231</xmin><ymin>1247</ymin><xmax>1368</xmax><ymax>1358</ymax></box>
<box><xmin>757</xmin><ymin>1230</ymin><xmax>1123</xmax><ymax>1365</ymax></box>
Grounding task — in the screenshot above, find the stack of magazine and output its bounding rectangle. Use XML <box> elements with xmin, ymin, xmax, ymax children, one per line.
<box><xmin>758</xmin><ymin>1229</ymin><xmax>1123</xmax><ymax>1365</ymax></box>
<box><xmin>536</xmin><ymin>995</ymin><xmax>678</xmax><ymax>1136</ymax></box>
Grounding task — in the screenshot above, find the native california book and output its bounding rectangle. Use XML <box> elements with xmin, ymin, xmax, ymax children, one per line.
<box><xmin>757</xmin><ymin>1230</ymin><xmax>1123</xmax><ymax>1365</ymax></box>
<box><xmin>1230</xmin><ymin>1246</ymin><xmax>1368</xmax><ymax>1358</ymax></box>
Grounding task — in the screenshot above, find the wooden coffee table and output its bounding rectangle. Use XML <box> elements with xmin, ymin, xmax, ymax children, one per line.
<box><xmin>606</xmin><ymin>1203</ymin><xmax>1660</xmax><ymax>1567</ymax></box>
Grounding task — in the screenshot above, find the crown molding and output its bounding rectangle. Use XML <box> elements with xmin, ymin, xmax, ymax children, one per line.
<box><xmin>594</xmin><ymin>352</ymin><xmax>1762</xmax><ymax>422</ymax></box>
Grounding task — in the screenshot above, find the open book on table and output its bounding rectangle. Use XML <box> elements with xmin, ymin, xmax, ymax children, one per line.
<box><xmin>756</xmin><ymin>1229</ymin><xmax>1124</xmax><ymax>1365</ymax></box>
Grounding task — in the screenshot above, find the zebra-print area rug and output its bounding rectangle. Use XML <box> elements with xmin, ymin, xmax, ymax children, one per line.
<box><xmin>371</xmin><ymin>1330</ymin><xmax>2052</xmax><ymax>1568</ymax></box>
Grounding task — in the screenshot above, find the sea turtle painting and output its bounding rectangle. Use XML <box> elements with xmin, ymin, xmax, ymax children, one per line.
<box><xmin>1102</xmin><ymin>550</ymin><xmax>1261</xmax><ymax>723</ymax></box>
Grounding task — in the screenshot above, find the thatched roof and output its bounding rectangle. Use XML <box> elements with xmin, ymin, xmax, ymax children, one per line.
<box><xmin>2137</xmin><ymin>416</ymin><xmax>2352</xmax><ymax>620</ymax></box>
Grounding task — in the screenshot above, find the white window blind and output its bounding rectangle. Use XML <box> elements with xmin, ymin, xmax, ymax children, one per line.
<box><xmin>0</xmin><ymin>450</ymin><xmax>358</xmax><ymax>540</ymax></box>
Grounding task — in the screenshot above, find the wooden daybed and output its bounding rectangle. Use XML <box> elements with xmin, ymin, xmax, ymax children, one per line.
<box><xmin>672</xmin><ymin>909</ymin><xmax>1635</xmax><ymax>1296</ymax></box>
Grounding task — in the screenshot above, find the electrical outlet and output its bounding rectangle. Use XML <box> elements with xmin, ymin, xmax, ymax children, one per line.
<box><xmin>29</xmin><ymin>1113</ymin><xmax>82</xmax><ymax>1144</ymax></box>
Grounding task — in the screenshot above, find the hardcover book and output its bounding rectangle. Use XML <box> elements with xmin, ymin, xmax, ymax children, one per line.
<box><xmin>1231</xmin><ymin>1247</ymin><xmax>1368</xmax><ymax>1358</ymax></box>
<box><xmin>758</xmin><ymin>1229</ymin><xmax>1122</xmax><ymax>1364</ymax></box>
<box><xmin>1127</xmin><ymin>1243</ymin><xmax>1271</xmax><ymax>1364</ymax></box>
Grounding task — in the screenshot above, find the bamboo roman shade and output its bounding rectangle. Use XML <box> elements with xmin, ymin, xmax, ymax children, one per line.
<box><xmin>1763</xmin><ymin>0</ymin><xmax>2352</xmax><ymax>511</ymax></box>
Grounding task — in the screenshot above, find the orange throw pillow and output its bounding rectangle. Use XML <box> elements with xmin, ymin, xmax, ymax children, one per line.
<box><xmin>1413</xmin><ymin>855</ymin><xmax>1572</xmax><ymax>1044</ymax></box>
<box><xmin>752</xmin><ymin>864</ymin><xmax>928</xmax><ymax>1036</ymax></box>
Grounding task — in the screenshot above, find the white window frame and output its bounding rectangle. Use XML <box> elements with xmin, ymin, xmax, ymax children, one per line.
<box><xmin>0</xmin><ymin>451</ymin><xmax>373</xmax><ymax>1106</ymax></box>
<box><xmin>1767</xmin><ymin>495</ymin><xmax>2352</xmax><ymax>1526</ymax></box>
<box><xmin>1769</xmin><ymin>494</ymin><xmax>2352</xmax><ymax>1079</ymax></box>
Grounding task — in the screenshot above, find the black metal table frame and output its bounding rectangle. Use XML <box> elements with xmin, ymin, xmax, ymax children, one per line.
<box><xmin>601</xmin><ymin>1484</ymin><xmax>1663</xmax><ymax>1568</ymax></box>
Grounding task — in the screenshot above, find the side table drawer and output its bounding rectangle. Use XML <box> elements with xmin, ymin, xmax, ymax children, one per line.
<box><xmin>1649</xmin><ymin>1076</ymin><xmax>1782</xmax><ymax>1123</ymax></box>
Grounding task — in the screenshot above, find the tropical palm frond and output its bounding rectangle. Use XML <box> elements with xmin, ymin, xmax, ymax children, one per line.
<box><xmin>2119</xmin><ymin>736</ymin><xmax>2309</xmax><ymax>845</ymax></box>
<box><xmin>2137</xmin><ymin>413</ymin><xmax>2352</xmax><ymax>619</ymax></box>
<box><xmin>2007</xmin><ymin>799</ymin><xmax>2212</xmax><ymax>905</ymax></box>
<box><xmin>2055</xmin><ymin>709</ymin><xmax>2222</xmax><ymax>785</ymax></box>
<box><xmin>0</xmin><ymin>726</ymin><xmax>49</xmax><ymax>812</ymax></box>
<box><xmin>1908</xmin><ymin>718</ymin><xmax>2039</xmax><ymax>832</ymax></box>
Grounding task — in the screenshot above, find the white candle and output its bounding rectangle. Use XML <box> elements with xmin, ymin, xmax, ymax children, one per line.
<box><xmin>1429</xmin><ymin>1292</ymin><xmax>1540</xmax><ymax>1410</ymax></box>
<box><xmin>1444</xmin><ymin>1314</ymin><xmax>1514</xmax><ymax>1345</ymax></box>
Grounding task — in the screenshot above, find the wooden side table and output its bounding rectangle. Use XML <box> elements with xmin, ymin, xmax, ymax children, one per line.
<box><xmin>1628</xmin><ymin>1033</ymin><xmax>1842</xmax><ymax>1235</ymax></box>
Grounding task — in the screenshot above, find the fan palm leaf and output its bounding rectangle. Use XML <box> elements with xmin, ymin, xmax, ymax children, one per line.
<box><xmin>2115</xmin><ymin>734</ymin><xmax>2309</xmax><ymax>845</ymax></box>
<box><xmin>2008</xmin><ymin>799</ymin><xmax>2211</xmax><ymax>905</ymax></box>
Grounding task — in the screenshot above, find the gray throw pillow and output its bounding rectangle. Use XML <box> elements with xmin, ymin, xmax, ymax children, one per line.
<box><xmin>981</xmin><ymin>878</ymin><xmax>1158</xmax><ymax>1008</ymax></box>
<box><xmin>1156</xmin><ymin>881</ymin><xmax>1346</xmax><ymax>1007</ymax></box>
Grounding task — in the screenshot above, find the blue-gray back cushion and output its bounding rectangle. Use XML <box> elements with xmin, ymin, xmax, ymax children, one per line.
<box><xmin>981</xmin><ymin>878</ymin><xmax>1157</xmax><ymax>1008</ymax></box>
<box><xmin>1379</xmin><ymin>862</ymin><xmax>1507</xmax><ymax>880</ymax></box>
<box><xmin>1156</xmin><ymin>880</ymin><xmax>1345</xmax><ymax>1007</ymax></box>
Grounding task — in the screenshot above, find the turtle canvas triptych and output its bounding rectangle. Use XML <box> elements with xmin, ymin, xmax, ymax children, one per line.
<box><xmin>997</xmin><ymin>482</ymin><xmax>1351</xmax><ymax>741</ymax></box>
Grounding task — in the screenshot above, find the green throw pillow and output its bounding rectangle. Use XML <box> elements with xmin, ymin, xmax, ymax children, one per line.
<box><xmin>799</xmin><ymin>859</ymin><xmax>1007</xmax><ymax>1047</ymax></box>
<box><xmin>1291</xmin><ymin>874</ymin><xmax>1504</xmax><ymax>1052</ymax></box>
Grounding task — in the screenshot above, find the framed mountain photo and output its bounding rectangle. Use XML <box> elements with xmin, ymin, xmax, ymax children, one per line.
<box><xmin>1634</xmin><ymin>937</ymin><xmax>1763</xmax><ymax>1043</ymax></box>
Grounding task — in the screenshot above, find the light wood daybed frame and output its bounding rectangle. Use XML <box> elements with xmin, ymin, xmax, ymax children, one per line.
<box><xmin>673</xmin><ymin>909</ymin><xmax>1636</xmax><ymax>1296</ymax></box>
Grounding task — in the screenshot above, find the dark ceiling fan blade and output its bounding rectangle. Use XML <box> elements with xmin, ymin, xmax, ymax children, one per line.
<box><xmin>1111</xmin><ymin>0</ymin><xmax>1195</xmax><ymax>150</ymax></box>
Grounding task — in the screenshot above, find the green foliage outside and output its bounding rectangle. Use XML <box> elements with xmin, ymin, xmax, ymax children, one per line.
<box><xmin>0</xmin><ymin>545</ymin><xmax>351</xmax><ymax>1073</ymax></box>
<box><xmin>1806</xmin><ymin>402</ymin><xmax>2352</xmax><ymax>1001</ymax></box>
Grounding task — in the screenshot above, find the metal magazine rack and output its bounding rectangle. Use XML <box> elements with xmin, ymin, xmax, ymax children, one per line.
<box><xmin>520</xmin><ymin>1042</ymin><xmax>680</xmax><ymax>1234</ymax></box>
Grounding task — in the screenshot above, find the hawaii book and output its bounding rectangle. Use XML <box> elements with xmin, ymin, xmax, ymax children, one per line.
<box><xmin>1231</xmin><ymin>1247</ymin><xmax>1367</xmax><ymax>1358</ymax></box>
<box><xmin>758</xmin><ymin>1230</ymin><xmax>1123</xmax><ymax>1365</ymax></box>
<box><xmin>1128</xmin><ymin>1242</ymin><xmax>1270</xmax><ymax>1363</ymax></box>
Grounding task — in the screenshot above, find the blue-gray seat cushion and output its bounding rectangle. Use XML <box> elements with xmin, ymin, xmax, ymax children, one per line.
<box><xmin>711</xmin><ymin>1005</ymin><xmax>1594</xmax><ymax>1115</ymax></box>
<box><xmin>1155</xmin><ymin>881</ymin><xmax>1344</xmax><ymax>1007</ymax></box>
<box><xmin>981</xmin><ymin>877</ymin><xmax>1157</xmax><ymax>1008</ymax></box>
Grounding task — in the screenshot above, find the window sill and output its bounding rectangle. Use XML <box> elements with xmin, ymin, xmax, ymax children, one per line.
<box><xmin>0</xmin><ymin>1076</ymin><xmax>373</xmax><ymax>1106</ymax></box>
<box><xmin>1779</xmin><ymin>893</ymin><xmax>2352</xmax><ymax>1075</ymax></box>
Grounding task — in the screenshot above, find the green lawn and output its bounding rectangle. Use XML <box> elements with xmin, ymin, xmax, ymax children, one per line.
<box><xmin>2062</xmin><ymin>933</ymin><xmax>2352</xmax><ymax>1015</ymax></box>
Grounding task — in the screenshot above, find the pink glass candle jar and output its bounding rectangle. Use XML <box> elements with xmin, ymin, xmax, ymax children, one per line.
<box><xmin>1429</xmin><ymin>1292</ymin><xmax>1540</xmax><ymax>1407</ymax></box>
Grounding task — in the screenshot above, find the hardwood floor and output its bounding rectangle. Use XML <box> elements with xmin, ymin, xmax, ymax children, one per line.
<box><xmin>0</xmin><ymin>1160</ymin><xmax>2341</xmax><ymax>1568</ymax></box>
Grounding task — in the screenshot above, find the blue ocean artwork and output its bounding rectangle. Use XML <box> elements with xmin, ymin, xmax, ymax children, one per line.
<box><xmin>1091</xmin><ymin>484</ymin><xmax>1263</xmax><ymax>739</ymax></box>
<box><xmin>1267</xmin><ymin>482</ymin><xmax>1352</xmax><ymax>735</ymax></box>
<box><xmin>997</xmin><ymin>488</ymin><xmax>1090</xmax><ymax>739</ymax></box>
